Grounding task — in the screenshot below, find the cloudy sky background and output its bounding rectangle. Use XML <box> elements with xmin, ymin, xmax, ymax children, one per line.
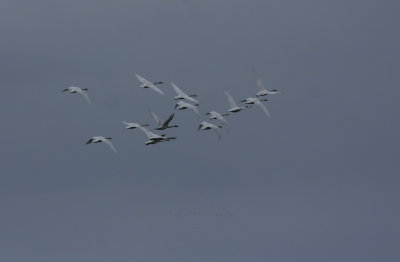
<box><xmin>1</xmin><ymin>0</ymin><xmax>400</xmax><ymax>261</ymax></box>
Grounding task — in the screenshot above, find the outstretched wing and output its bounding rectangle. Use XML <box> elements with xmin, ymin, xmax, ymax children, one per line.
<box><xmin>76</xmin><ymin>89</ymin><xmax>92</xmax><ymax>104</ymax></box>
<box><xmin>171</xmin><ymin>82</ymin><xmax>186</xmax><ymax>96</ymax></box>
<box><xmin>136</xmin><ymin>125</ymin><xmax>159</xmax><ymax>140</ymax></box>
<box><xmin>86</xmin><ymin>138</ymin><xmax>94</xmax><ymax>144</ymax></box>
<box><xmin>149</xmin><ymin>111</ymin><xmax>162</xmax><ymax>127</ymax></box>
<box><xmin>149</xmin><ymin>84</ymin><xmax>164</xmax><ymax>95</ymax></box>
<box><xmin>225</xmin><ymin>91</ymin><xmax>238</xmax><ymax>109</ymax></box>
<box><xmin>171</xmin><ymin>83</ymin><xmax>198</xmax><ymax>103</ymax></box>
<box><xmin>135</xmin><ymin>74</ymin><xmax>150</xmax><ymax>85</ymax></box>
<box><xmin>252</xmin><ymin>68</ymin><xmax>266</xmax><ymax>92</ymax></box>
<box><xmin>216</xmin><ymin>114</ymin><xmax>228</xmax><ymax>125</ymax></box>
<box><xmin>255</xmin><ymin>100</ymin><xmax>271</xmax><ymax>118</ymax></box>
<box><xmin>188</xmin><ymin>103</ymin><xmax>200</xmax><ymax>116</ymax></box>
<box><xmin>163</xmin><ymin>113</ymin><xmax>175</xmax><ymax>126</ymax></box>
<box><xmin>211</xmin><ymin>125</ymin><xmax>222</xmax><ymax>140</ymax></box>
<box><xmin>101</xmin><ymin>139</ymin><xmax>117</xmax><ymax>153</ymax></box>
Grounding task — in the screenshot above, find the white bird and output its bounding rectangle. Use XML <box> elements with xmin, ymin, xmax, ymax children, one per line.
<box><xmin>225</xmin><ymin>91</ymin><xmax>247</xmax><ymax>113</ymax></box>
<box><xmin>175</xmin><ymin>101</ymin><xmax>200</xmax><ymax>116</ymax></box>
<box><xmin>135</xmin><ymin>73</ymin><xmax>164</xmax><ymax>95</ymax></box>
<box><xmin>198</xmin><ymin>121</ymin><xmax>223</xmax><ymax>140</ymax></box>
<box><xmin>124</xmin><ymin>122</ymin><xmax>176</xmax><ymax>145</ymax></box>
<box><xmin>205</xmin><ymin>111</ymin><xmax>229</xmax><ymax>125</ymax></box>
<box><xmin>252</xmin><ymin>69</ymin><xmax>280</xmax><ymax>96</ymax></box>
<box><xmin>171</xmin><ymin>82</ymin><xmax>198</xmax><ymax>103</ymax></box>
<box><xmin>123</xmin><ymin>122</ymin><xmax>150</xmax><ymax>129</ymax></box>
<box><xmin>149</xmin><ymin>111</ymin><xmax>179</xmax><ymax>130</ymax></box>
<box><xmin>241</xmin><ymin>97</ymin><xmax>271</xmax><ymax>117</ymax></box>
<box><xmin>62</xmin><ymin>86</ymin><xmax>91</xmax><ymax>104</ymax></box>
<box><xmin>86</xmin><ymin>136</ymin><xmax>117</xmax><ymax>153</ymax></box>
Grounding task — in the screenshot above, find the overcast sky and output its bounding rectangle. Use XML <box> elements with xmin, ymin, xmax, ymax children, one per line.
<box><xmin>1</xmin><ymin>0</ymin><xmax>400</xmax><ymax>261</ymax></box>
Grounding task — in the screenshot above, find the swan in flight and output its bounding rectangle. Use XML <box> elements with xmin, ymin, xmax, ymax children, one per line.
<box><xmin>62</xmin><ymin>86</ymin><xmax>91</xmax><ymax>104</ymax></box>
<box><xmin>124</xmin><ymin>122</ymin><xmax>176</xmax><ymax>145</ymax></box>
<box><xmin>205</xmin><ymin>111</ymin><xmax>229</xmax><ymax>125</ymax></box>
<box><xmin>135</xmin><ymin>73</ymin><xmax>165</xmax><ymax>95</ymax></box>
<box><xmin>86</xmin><ymin>136</ymin><xmax>117</xmax><ymax>153</ymax></box>
<box><xmin>175</xmin><ymin>101</ymin><xmax>200</xmax><ymax>116</ymax></box>
<box><xmin>171</xmin><ymin>82</ymin><xmax>198</xmax><ymax>103</ymax></box>
<box><xmin>149</xmin><ymin>111</ymin><xmax>179</xmax><ymax>130</ymax></box>
<box><xmin>241</xmin><ymin>97</ymin><xmax>271</xmax><ymax>117</ymax></box>
<box><xmin>225</xmin><ymin>91</ymin><xmax>247</xmax><ymax>113</ymax></box>
<box><xmin>252</xmin><ymin>69</ymin><xmax>280</xmax><ymax>96</ymax></box>
<box><xmin>123</xmin><ymin>122</ymin><xmax>149</xmax><ymax>129</ymax></box>
<box><xmin>198</xmin><ymin>121</ymin><xmax>223</xmax><ymax>140</ymax></box>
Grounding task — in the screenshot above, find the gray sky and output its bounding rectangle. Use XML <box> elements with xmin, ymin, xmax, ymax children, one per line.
<box><xmin>1</xmin><ymin>0</ymin><xmax>400</xmax><ymax>261</ymax></box>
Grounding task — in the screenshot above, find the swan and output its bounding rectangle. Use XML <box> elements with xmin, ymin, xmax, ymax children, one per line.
<box><xmin>149</xmin><ymin>111</ymin><xmax>179</xmax><ymax>130</ymax></box>
<box><xmin>62</xmin><ymin>86</ymin><xmax>91</xmax><ymax>104</ymax></box>
<box><xmin>174</xmin><ymin>101</ymin><xmax>200</xmax><ymax>116</ymax></box>
<box><xmin>252</xmin><ymin>69</ymin><xmax>280</xmax><ymax>96</ymax></box>
<box><xmin>123</xmin><ymin>122</ymin><xmax>149</xmax><ymax>129</ymax></box>
<box><xmin>86</xmin><ymin>136</ymin><xmax>117</xmax><ymax>153</ymax></box>
<box><xmin>225</xmin><ymin>91</ymin><xmax>248</xmax><ymax>113</ymax></box>
<box><xmin>198</xmin><ymin>121</ymin><xmax>223</xmax><ymax>140</ymax></box>
<box><xmin>124</xmin><ymin>122</ymin><xmax>176</xmax><ymax>145</ymax></box>
<box><xmin>241</xmin><ymin>97</ymin><xmax>271</xmax><ymax>117</ymax></box>
<box><xmin>171</xmin><ymin>82</ymin><xmax>198</xmax><ymax>103</ymax></box>
<box><xmin>205</xmin><ymin>111</ymin><xmax>229</xmax><ymax>125</ymax></box>
<box><xmin>135</xmin><ymin>73</ymin><xmax>165</xmax><ymax>95</ymax></box>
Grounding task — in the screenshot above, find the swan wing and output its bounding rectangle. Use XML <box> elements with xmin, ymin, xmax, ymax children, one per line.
<box><xmin>252</xmin><ymin>69</ymin><xmax>266</xmax><ymax>92</ymax></box>
<box><xmin>163</xmin><ymin>113</ymin><xmax>175</xmax><ymax>126</ymax></box>
<box><xmin>172</xmin><ymin>83</ymin><xmax>198</xmax><ymax>103</ymax></box>
<box><xmin>149</xmin><ymin>111</ymin><xmax>162</xmax><ymax>127</ymax></box>
<box><xmin>255</xmin><ymin>100</ymin><xmax>271</xmax><ymax>118</ymax></box>
<box><xmin>100</xmin><ymin>138</ymin><xmax>117</xmax><ymax>153</ymax></box>
<box><xmin>225</xmin><ymin>91</ymin><xmax>238</xmax><ymax>109</ymax></box>
<box><xmin>76</xmin><ymin>89</ymin><xmax>92</xmax><ymax>104</ymax></box>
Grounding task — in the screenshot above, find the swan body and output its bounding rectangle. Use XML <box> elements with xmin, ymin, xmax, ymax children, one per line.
<box><xmin>86</xmin><ymin>136</ymin><xmax>117</xmax><ymax>153</ymax></box>
<box><xmin>123</xmin><ymin>122</ymin><xmax>149</xmax><ymax>129</ymax></box>
<box><xmin>62</xmin><ymin>86</ymin><xmax>91</xmax><ymax>104</ymax></box>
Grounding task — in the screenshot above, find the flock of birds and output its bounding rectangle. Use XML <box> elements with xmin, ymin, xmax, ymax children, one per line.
<box><xmin>63</xmin><ymin>70</ymin><xmax>280</xmax><ymax>153</ymax></box>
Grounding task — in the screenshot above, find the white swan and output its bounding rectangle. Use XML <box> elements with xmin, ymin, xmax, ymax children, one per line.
<box><xmin>171</xmin><ymin>82</ymin><xmax>198</xmax><ymax>103</ymax></box>
<box><xmin>225</xmin><ymin>91</ymin><xmax>247</xmax><ymax>113</ymax></box>
<box><xmin>205</xmin><ymin>111</ymin><xmax>229</xmax><ymax>125</ymax></box>
<box><xmin>62</xmin><ymin>86</ymin><xmax>91</xmax><ymax>104</ymax></box>
<box><xmin>241</xmin><ymin>97</ymin><xmax>271</xmax><ymax>117</ymax></box>
<box><xmin>252</xmin><ymin>69</ymin><xmax>280</xmax><ymax>96</ymax></box>
<box><xmin>175</xmin><ymin>101</ymin><xmax>200</xmax><ymax>116</ymax></box>
<box><xmin>198</xmin><ymin>121</ymin><xmax>223</xmax><ymax>140</ymax></box>
<box><xmin>124</xmin><ymin>122</ymin><xmax>176</xmax><ymax>145</ymax></box>
<box><xmin>149</xmin><ymin>111</ymin><xmax>179</xmax><ymax>130</ymax></box>
<box><xmin>123</xmin><ymin>122</ymin><xmax>149</xmax><ymax>129</ymax></box>
<box><xmin>135</xmin><ymin>73</ymin><xmax>164</xmax><ymax>95</ymax></box>
<box><xmin>86</xmin><ymin>136</ymin><xmax>117</xmax><ymax>153</ymax></box>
